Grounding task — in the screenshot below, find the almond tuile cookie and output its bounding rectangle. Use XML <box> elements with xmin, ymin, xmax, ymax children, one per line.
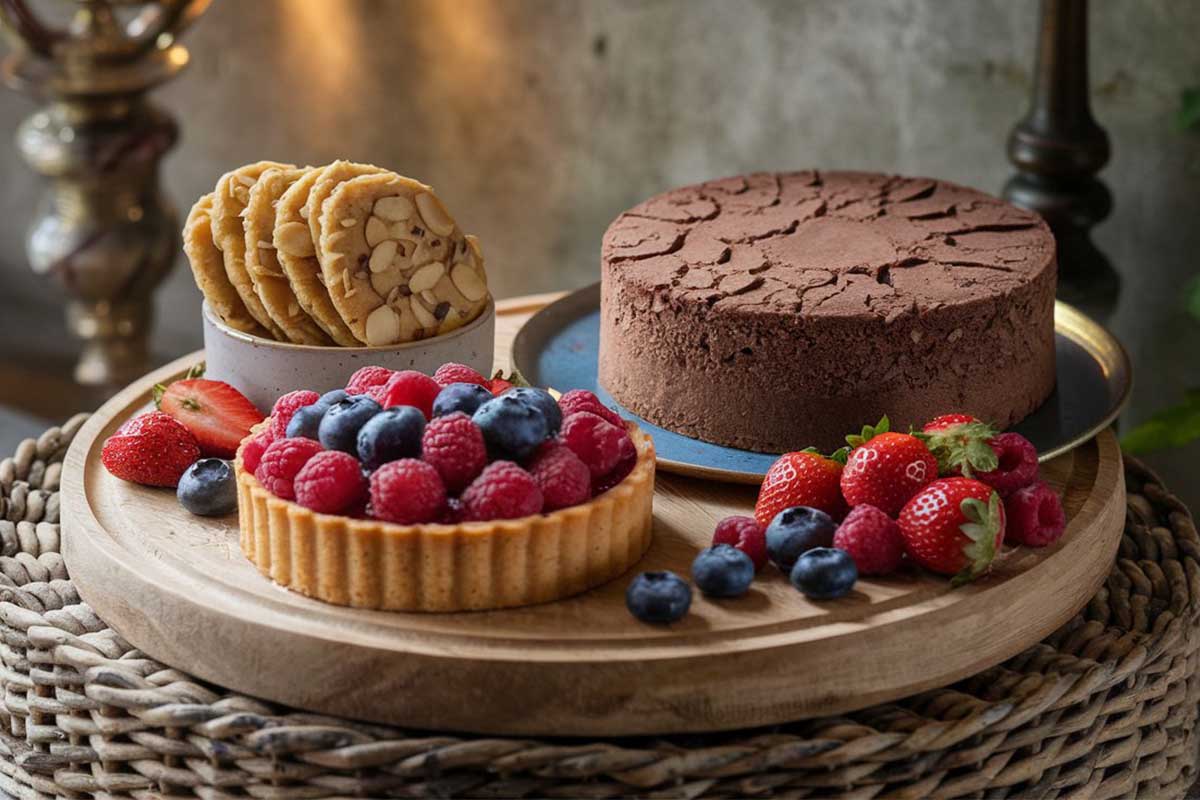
<box><xmin>243</xmin><ymin>166</ymin><xmax>333</xmax><ymax>345</ymax></box>
<box><xmin>182</xmin><ymin>194</ymin><xmax>268</xmax><ymax>336</ymax></box>
<box><xmin>317</xmin><ymin>171</ymin><xmax>489</xmax><ymax>346</ymax></box>
<box><xmin>305</xmin><ymin>159</ymin><xmax>386</xmax><ymax>261</ymax></box>
<box><xmin>274</xmin><ymin>166</ymin><xmax>362</xmax><ymax>346</ymax></box>
<box><xmin>211</xmin><ymin>161</ymin><xmax>293</xmax><ymax>341</ymax></box>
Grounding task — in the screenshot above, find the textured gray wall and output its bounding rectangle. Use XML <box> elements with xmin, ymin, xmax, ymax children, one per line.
<box><xmin>0</xmin><ymin>0</ymin><xmax>1198</xmax><ymax>493</ymax></box>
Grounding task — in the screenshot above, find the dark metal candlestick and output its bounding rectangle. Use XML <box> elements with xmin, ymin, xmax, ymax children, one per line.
<box><xmin>0</xmin><ymin>0</ymin><xmax>209</xmax><ymax>388</ymax></box>
<box><xmin>1003</xmin><ymin>0</ymin><xmax>1119</xmax><ymax>313</ymax></box>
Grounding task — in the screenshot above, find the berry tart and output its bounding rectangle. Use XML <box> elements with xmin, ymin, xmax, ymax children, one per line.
<box><xmin>234</xmin><ymin>365</ymin><xmax>655</xmax><ymax>612</ymax></box>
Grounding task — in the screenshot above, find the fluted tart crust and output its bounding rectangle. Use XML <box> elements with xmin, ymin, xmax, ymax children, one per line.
<box><xmin>235</xmin><ymin>423</ymin><xmax>655</xmax><ymax>612</ymax></box>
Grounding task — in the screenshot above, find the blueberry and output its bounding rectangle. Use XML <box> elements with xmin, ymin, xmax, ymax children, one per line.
<box><xmin>176</xmin><ymin>458</ymin><xmax>237</xmax><ymax>516</ymax></box>
<box><xmin>433</xmin><ymin>382</ymin><xmax>493</xmax><ymax>418</ymax></box>
<box><xmin>505</xmin><ymin>387</ymin><xmax>563</xmax><ymax>435</ymax></box>
<box><xmin>472</xmin><ymin>394</ymin><xmax>549</xmax><ymax>461</ymax></box>
<box><xmin>790</xmin><ymin>547</ymin><xmax>858</xmax><ymax>600</ymax></box>
<box><xmin>625</xmin><ymin>571</ymin><xmax>692</xmax><ymax>624</ymax></box>
<box><xmin>765</xmin><ymin>506</ymin><xmax>835</xmax><ymax>571</ymax></box>
<box><xmin>691</xmin><ymin>544</ymin><xmax>755</xmax><ymax>598</ymax></box>
<box><xmin>357</xmin><ymin>406</ymin><xmax>426</xmax><ymax>470</ymax></box>
<box><xmin>285</xmin><ymin>389</ymin><xmax>350</xmax><ymax>440</ymax></box>
<box><xmin>318</xmin><ymin>395</ymin><xmax>383</xmax><ymax>454</ymax></box>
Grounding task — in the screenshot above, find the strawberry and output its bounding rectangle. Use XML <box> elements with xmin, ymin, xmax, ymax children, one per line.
<box><xmin>840</xmin><ymin>416</ymin><xmax>937</xmax><ymax>517</ymax></box>
<box><xmin>898</xmin><ymin>477</ymin><xmax>1005</xmax><ymax>584</ymax></box>
<box><xmin>155</xmin><ymin>378</ymin><xmax>265</xmax><ymax>458</ymax></box>
<box><xmin>917</xmin><ymin>414</ymin><xmax>999</xmax><ymax>478</ymax></box>
<box><xmin>754</xmin><ymin>448</ymin><xmax>849</xmax><ymax>527</ymax></box>
<box><xmin>101</xmin><ymin>411</ymin><xmax>200</xmax><ymax>488</ymax></box>
<box><xmin>488</xmin><ymin>368</ymin><xmax>528</xmax><ymax>396</ymax></box>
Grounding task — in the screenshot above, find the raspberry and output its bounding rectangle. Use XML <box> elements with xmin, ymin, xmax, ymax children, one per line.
<box><xmin>433</xmin><ymin>363</ymin><xmax>488</xmax><ymax>388</ymax></box>
<box><xmin>593</xmin><ymin>433</ymin><xmax>638</xmax><ymax>495</ymax></box>
<box><xmin>240</xmin><ymin>430</ymin><xmax>273</xmax><ymax>475</ymax></box>
<box><xmin>379</xmin><ymin>370</ymin><xmax>442</xmax><ymax>419</ymax></box>
<box><xmin>419</xmin><ymin>412</ymin><xmax>487</xmax><ymax>493</ymax></box>
<box><xmin>440</xmin><ymin>497</ymin><xmax>466</xmax><ymax>525</ymax></box>
<box><xmin>976</xmin><ymin>433</ymin><xmax>1039</xmax><ymax>495</ymax></box>
<box><xmin>528</xmin><ymin>443</ymin><xmax>591</xmax><ymax>511</ymax></box>
<box><xmin>255</xmin><ymin>437</ymin><xmax>324</xmax><ymax>500</ymax></box>
<box><xmin>461</xmin><ymin>461</ymin><xmax>543</xmax><ymax>521</ymax></box>
<box><xmin>560</xmin><ymin>412</ymin><xmax>629</xmax><ymax>479</ymax></box>
<box><xmin>1004</xmin><ymin>480</ymin><xmax>1066</xmax><ymax>547</ymax></box>
<box><xmin>558</xmin><ymin>389</ymin><xmax>623</xmax><ymax>427</ymax></box>
<box><xmin>832</xmin><ymin>504</ymin><xmax>905</xmax><ymax>575</ymax></box>
<box><xmin>345</xmin><ymin>366</ymin><xmax>394</xmax><ymax>395</ymax></box>
<box><xmin>370</xmin><ymin>459</ymin><xmax>446</xmax><ymax>524</ymax></box>
<box><xmin>294</xmin><ymin>451</ymin><xmax>367</xmax><ymax>514</ymax></box>
<box><xmin>269</xmin><ymin>390</ymin><xmax>320</xmax><ymax>439</ymax></box>
<box><xmin>712</xmin><ymin>515</ymin><xmax>768</xmax><ymax>570</ymax></box>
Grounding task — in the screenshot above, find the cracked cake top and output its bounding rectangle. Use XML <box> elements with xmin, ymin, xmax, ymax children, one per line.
<box><xmin>601</xmin><ymin>171</ymin><xmax>1055</xmax><ymax>322</ymax></box>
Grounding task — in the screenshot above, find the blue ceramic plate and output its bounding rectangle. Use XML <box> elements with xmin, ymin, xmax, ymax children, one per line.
<box><xmin>511</xmin><ymin>283</ymin><xmax>1132</xmax><ymax>484</ymax></box>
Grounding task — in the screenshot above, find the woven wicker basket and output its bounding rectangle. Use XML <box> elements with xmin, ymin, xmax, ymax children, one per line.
<box><xmin>0</xmin><ymin>416</ymin><xmax>1196</xmax><ymax>799</ymax></box>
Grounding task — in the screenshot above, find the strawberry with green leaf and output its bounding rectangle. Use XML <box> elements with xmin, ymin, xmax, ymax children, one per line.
<box><xmin>898</xmin><ymin>477</ymin><xmax>1005</xmax><ymax>585</ymax></box>
<box><xmin>754</xmin><ymin>446</ymin><xmax>849</xmax><ymax>526</ymax></box>
<box><xmin>840</xmin><ymin>416</ymin><xmax>938</xmax><ymax>516</ymax></box>
<box><xmin>918</xmin><ymin>414</ymin><xmax>999</xmax><ymax>478</ymax></box>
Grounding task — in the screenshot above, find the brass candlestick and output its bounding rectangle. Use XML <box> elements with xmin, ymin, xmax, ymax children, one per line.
<box><xmin>0</xmin><ymin>0</ymin><xmax>209</xmax><ymax>388</ymax></box>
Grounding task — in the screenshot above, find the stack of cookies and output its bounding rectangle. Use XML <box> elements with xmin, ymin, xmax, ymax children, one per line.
<box><xmin>183</xmin><ymin>160</ymin><xmax>490</xmax><ymax>347</ymax></box>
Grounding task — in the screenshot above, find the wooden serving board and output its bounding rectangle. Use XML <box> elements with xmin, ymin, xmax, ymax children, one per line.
<box><xmin>61</xmin><ymin>295</ymin><xmax>1127</xmax><ymax>737</ymax></box>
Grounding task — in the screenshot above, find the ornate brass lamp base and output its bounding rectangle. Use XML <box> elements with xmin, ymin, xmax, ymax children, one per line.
<box><xmin>0</xmin><ymin>0</ymin><xmax>209</xmax><ymax>389</ymax></box>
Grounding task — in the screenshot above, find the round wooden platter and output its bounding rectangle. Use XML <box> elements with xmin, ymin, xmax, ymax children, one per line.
<box><xmin>62</xmin><ymin>295</ymin><xmax>1127</xmax><ymax>738</ymax></box>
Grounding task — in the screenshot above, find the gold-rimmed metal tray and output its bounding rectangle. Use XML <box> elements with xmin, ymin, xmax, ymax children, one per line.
<box><xmin>512</xmin><ymin>283</ymin><xmax>1132</xmax><ymax>484</ymax></box>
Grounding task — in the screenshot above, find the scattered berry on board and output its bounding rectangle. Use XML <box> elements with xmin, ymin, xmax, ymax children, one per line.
<box><xmin>898</xmin><ymin>477</ymin><xmax>1005</xmax><ymax>584</ymax></box>
<box><xmin>176</xmin><ymin>458</ymin><xmax>237</xmax><ymax>516</ymax></box>
<box><xmin>101</xmin><ymin>411</ymin><xmax>200</xmax><ymax>488</ymax></box>
<box><xmin>841</xmin><ymin>417</ymin><xmax>938</xmax><ymax>517</ymax></box>
<box><xmin>765</xmin><ymin>506</ymin><xmax>836</xmax><ymax>572</ymax></box>
<box><xmin>791</xmin><ymin>548</ymin><xmax>858</xmax><ymax>600</ymax></box>
<box><xmin>711</xmin><ymin>515</ymin><xmax>768</xmax><ymax>570</ymax></box>
<box><xmin>692</xmin><ymin>544</ymin><xmax>755</xmax><ymax>598</ymax></box>
<box><xmin>154</xmin><ymin>376</ymin><xmax>264</xmax><ymax>459</ymax></box>
<box><xmin>975</xmin><ymin>432</ymin><xmax>1040</xmax><ymax>496</ymax></box>
<box><xmin>1004</xmin><ymin>480</ymin><xmax>1066</xmax><ymax>547</ymax></box>
<box><xmin>754</xmin><ymin>449</ymin><xmax>848</xmax><ymax>527</ymax></box>
<box><xmin>832</xmin><ymin>504</ymin><xmax>905</xmax><ymax>576</ymax></box>
<box><xmin>626</xmin><ymin>571</ymin><xmax>692</xmax><ymax>624</ymax></box>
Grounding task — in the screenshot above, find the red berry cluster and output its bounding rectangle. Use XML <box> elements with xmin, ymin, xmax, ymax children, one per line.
<box><xmin>251</xmin><ymin>363</ymin><xmax>638</xmax><ymax>525</ymax></box>
<box><xmin>750</xmin><ymin>413</ymin><xmax>1066</xmax><ymax>585</ymax></box>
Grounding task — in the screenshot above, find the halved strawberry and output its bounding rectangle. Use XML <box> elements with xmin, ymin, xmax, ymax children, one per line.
<box><xmin>155</xmin><ymin>378</ymin><xmax>265</xmax><ymax>458</ymax></box>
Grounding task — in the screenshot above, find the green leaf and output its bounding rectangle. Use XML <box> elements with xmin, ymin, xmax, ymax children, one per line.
<box><xmin>1121</xmin><ymin>389</ymin><xmax>1200</xmax><ymax>454</ymax></box>
<box><xmin>952</xmin><ymin>492</ymin><xmax>1002</xmax><ymax>586</ymax></box>
<box><xmin>1186</xmin><ymin>275</ymin><xmax>1200</xmax><ymax>324</ymax></box>
<box><xmin>920</xmin><ymin>420</ymin><xmax>999</xmax><ymax>477</ymax></box>
<box><xmin>1176</xmin><ymin>87</ymin><xmax>1200</xmax><ymax>132</ymax></box>
<box><xmin>846</xmin><ymin>415</ymin><xmax>889</xmax><ymax>448</ymax></box>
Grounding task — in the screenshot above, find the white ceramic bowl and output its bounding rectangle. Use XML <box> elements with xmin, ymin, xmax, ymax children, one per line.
<box><xmin>201</xmin><ymin>299</ymin><xmax>496</xmax><ymax>412</ymax></box>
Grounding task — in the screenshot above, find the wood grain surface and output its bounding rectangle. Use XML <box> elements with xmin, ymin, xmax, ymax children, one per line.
<box><xmin>61</xmin><ymin>294</ymin><xmax>1127</xmax><ymax>737</ymax></box>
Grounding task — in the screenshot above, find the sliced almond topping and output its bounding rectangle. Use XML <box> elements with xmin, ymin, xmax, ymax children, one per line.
<box><xmin>365</xmin><ymin>216</ymin><xmax>389</xmax><ymax>247</ymax></box>
<box><xmin>410</xmin><ymin>295</ymin><xmax>437</xmax><ymax>329</ymax></box>
<box><xmin>374</xmin><ymin>195</ymin><xmax>415</xmax><ymax>222</ymax></box>
<box><xmin>416</xmin><ymin>193</ymin><xmax>455</xmax><ymax>237</ymax></box>
<box><xmin>236</xmin><ymin>174</ymin><xmax>256</xmax><ymax>188</ymax></box>
<box><xmin>340</xmin><ymin>218</ymin><xmax>358</xmax><ymax>228</ymax></box>
<box><xmin>275</xmin><ymin>222</ymin><xmax>315</xmax><ymax>257</ymax></box>
<box><xmin>421</xmin><ymin>289</ymin><xmax>438</xmax><ymax>306</ymax></box>
<box><xmin>450</xmin><ymin>262</ymin><xmax>487</xmax><ymax>301</ymax></box>
<box><xmin>288</xmin><ymin>301</ymin><xmax>299</xmax><ymax>317</ymax></box>
<box><xmin>299</xmin><ymin>204</ymin><xmax>309</xmax><ymax>219</ymax></box>
<box><xmin>409</xmin><ymin>262</ymin><xmax>444</xmax><ymax>294</ymax></box>
<box><xmin>370</xmin><ymin>268</ymin><xmax>404</xmax><ymax>297</ymax></box>
<box><xmin>369</xmin><ymin>240</ymin><xmax>398</xmax><ymax>273</ymax></box>
<box><xmin>465</xmin><ymin>234</ymin><xmax>484</xmax><ymax>264</ymax></box>
<box><xmin>365</xmin><ymin>305</ymin><xmax>401</xmax><ymax>345</ymax></box>
<box><xmin>257</xmin><ymin>240</ymin><xmax>274</xmax><ymax>250</ymax></box>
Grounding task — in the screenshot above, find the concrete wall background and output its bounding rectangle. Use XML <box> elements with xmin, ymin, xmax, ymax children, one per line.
<box><xmin>0</xmin><ymin>0</ymin><xmax>1198</xmax><ymax>494</ymax></box>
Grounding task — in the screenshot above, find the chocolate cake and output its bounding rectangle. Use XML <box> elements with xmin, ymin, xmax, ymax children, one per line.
<box><xmin>598</xmin><ymin>171</ymin><xmax>1057</xmax><ymax>453</ymax></box>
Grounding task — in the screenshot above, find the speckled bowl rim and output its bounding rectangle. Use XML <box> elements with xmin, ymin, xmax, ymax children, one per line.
<box><xmin>201</xmin><ymin>296</ymin><xmax>496</xmax><ymax>353</ymax></box>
